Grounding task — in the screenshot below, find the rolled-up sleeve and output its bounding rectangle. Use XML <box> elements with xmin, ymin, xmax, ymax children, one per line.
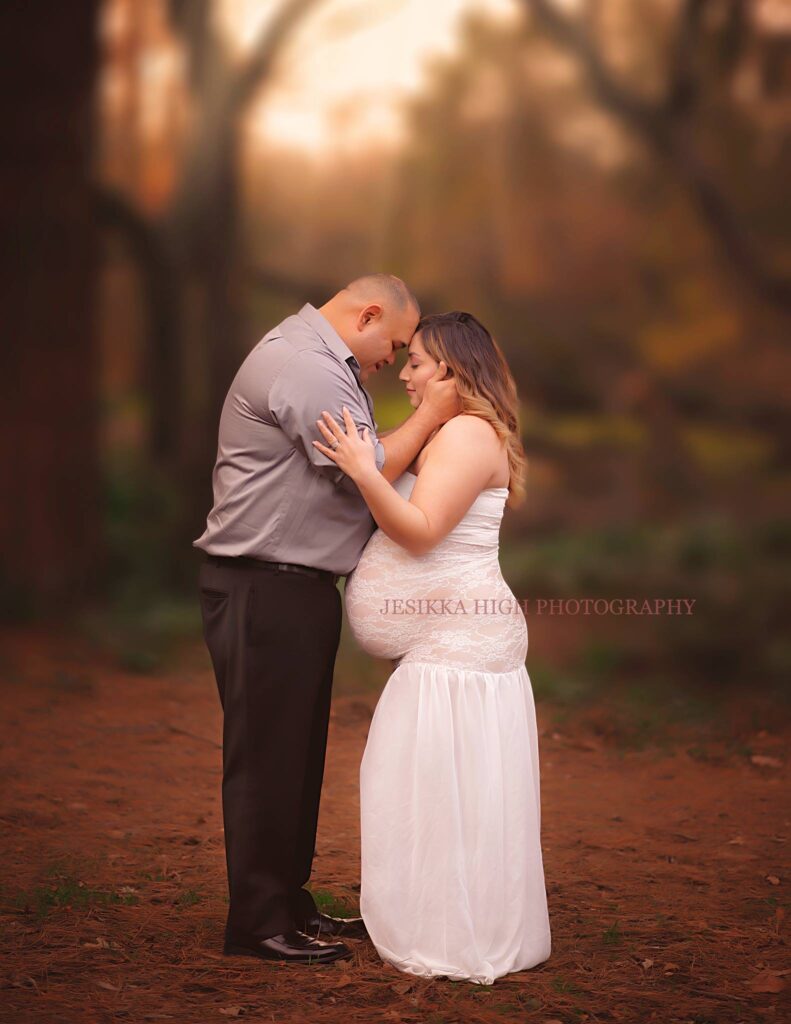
<box><xmin>267</xmin><ymin>350</ymin><xmax>384</xmax><ymax>491</ymax></box>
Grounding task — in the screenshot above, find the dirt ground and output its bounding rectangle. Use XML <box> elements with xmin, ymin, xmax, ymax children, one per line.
<box><xmin>0</xmin><ymin>626</ymin><xmax>788</xmax><ymax>1024</ymax></box>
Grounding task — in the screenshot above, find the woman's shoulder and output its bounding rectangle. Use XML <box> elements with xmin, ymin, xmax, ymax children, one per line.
<box><xmin>413</xmin><ymin>414</ymin><xmax>505</xmax><ymax>479</ymax></box>
<box><xmin>435</xmin><ymin>414</ymin><xmax>502</xmax><ymax>449</ymax></box>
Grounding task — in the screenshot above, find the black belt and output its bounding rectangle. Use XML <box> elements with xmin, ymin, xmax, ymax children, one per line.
<box><xmin>204</xmin><ymin>554</ymin><xmax>340</xmax><ymax>586</ymax></box>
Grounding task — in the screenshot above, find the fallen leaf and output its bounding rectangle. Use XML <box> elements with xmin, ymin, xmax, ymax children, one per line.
<box><xmin>333</xmin><ymin>974</ymin><xmax>353</xmax><ymax>989</ymax></box>
<box><xmin>766</xmin><ymin>875</ymin><xmax>781</xmax><ymax>886</ymax></box>
<box><xmin>749</xmin><ymin>970</ymin><xmax>785</xmax><ymax>993</ymax></box>
<box><xmin>714</xmin><ymin>846</ymin><xmax>759</xmax><ymax>861</ymax></box>
<box><xmin>641</xmin><ymin>959</ymin><xmax>654</xmax><ymax>970</ymax></box>
<box><xmin>663</xmin><ymin>962</ymin><xmax>680</xmax><ymax>974</ymax></box>
<box><xmin>391</xmin><ymin>980</ymin><xmax>417</xmax><ymax>995</ymax></box>
<box><xmin>571</xmin><ymin>739</ymin><xmax>603</xmax><ymax>752</ymax></box>
<box><xmin>84</xmin><ymin>937</ymin><xmax>110</xmax><ymax>949</ymax></box>
<box><xmin>679</xmin><ymin>868</ymin><xmax>710</xmax><ymax>884</ymax></box>
<box><xmin>751</xmin><ymin>755</ymin><xmax>783</xmax><ymax>768</ymax></box>
<box><xmin>726</xmin><ymin>836</ymin><xmax>746</xmax><ymax>845</ymax></box>
<box><xmin>95</xmin><ymin>980</ymin><xmax>121</xmax><ymax>992</ymax></box>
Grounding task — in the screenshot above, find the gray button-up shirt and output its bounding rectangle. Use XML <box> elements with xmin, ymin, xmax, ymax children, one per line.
<box><xmin>193</xmin><ymin>303</ymin><xmax>386</xmax><ymax>575</ymax></box>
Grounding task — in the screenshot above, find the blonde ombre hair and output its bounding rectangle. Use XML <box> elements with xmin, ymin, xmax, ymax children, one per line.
<box><xmin>417</xmin><ymin>311</ymin><xmax>527</xmax><ymax>509</ymax></box>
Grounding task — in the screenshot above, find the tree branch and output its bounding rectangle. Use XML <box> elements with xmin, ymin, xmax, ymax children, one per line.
<box><xmin>521</xmin><ymin>0</ymin><xmax>791</xmax><ymax>311</ymax></box>
<box><xmin>663</xmin><ymin>0</ymin><xmax>710</xmax><ymax>116</ymax></box>
<box><xmin>164</xmin><ymin>0</ymin><xmax>326</xmax><ymax>253</ymax></box>
<box><xmin>231</xmin><ymin>0</ymin><xmax>325</xmax><ymax>112</ymax></box>
<box><xmin>523</xmin><ymin>0</ymin><xmax>659</xmax><ymax>133</ymax></box>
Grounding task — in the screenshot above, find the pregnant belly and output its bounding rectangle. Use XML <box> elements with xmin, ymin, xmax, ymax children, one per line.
<box><xmin>344</xmin><ymin>532</ymin><xmax>418</xmax><ymax>659</ymax></box>
<box><xmin>344</xmin><ymin>531</ymin><xmax>528</xmax><ymax>671</ymax></box>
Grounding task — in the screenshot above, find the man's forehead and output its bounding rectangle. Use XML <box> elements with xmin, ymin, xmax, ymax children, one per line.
<box><xmin>393</xmin><ymin>327</ymin><xmax>417</xmax><ymax>349</ymax></box>
<box><xmin>403</xmin><ymin>312</ymin><xmax>421</xmax><ymax>341</ymax></box>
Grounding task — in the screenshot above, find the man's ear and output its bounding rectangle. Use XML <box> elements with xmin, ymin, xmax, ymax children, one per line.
<box><xmin>359</xmin><ymin>303</ymin><xmax>383</xmax><ymax>329</ymax></box>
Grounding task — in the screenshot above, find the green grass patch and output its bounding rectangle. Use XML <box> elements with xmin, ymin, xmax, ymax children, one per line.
<box><xmin>78</xmin><ymin>596</ymin><xmax>202</xmax><ymax>674</ymax></box>
<box><xmin>551</xmin><ymin>974</ymin><xmax>583</xmax><ymax>995</ymax></box>
<box><xmin>6</xmin><ymin>876</ymin><xmax>139</xmax><ymax>919</ymax></box>
<box><xmin>175</xmin><ymin>888</ymin><xmax>202</xmax><ymax>908</ymax></box>
<box><xmin>47</xmin><ymin>670</ymin><xmax>96</xmax><ymax>695</ymax></box>
<box><xmin>528</xmin><ymin>657</ymin><xmax>598</xmax><ymax>706</ymax></box>
<box><xmin>308</xmin><ymin>886</ymin><xmax>360</xmax><ymax>918</ymax></box>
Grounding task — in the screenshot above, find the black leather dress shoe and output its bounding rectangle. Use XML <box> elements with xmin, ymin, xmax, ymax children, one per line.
<box><xmin>223</xmin><ymin>929</ymin><xmax>352</xmax><ymax>964</ymax></box>
<box><xmin>299</xmin><ymin>911</ymin><xmax>368</xmax><ymax>940</ymax></box>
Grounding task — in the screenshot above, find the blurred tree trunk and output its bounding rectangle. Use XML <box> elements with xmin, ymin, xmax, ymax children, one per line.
<box><xmin>99</xmin><ymin>0</ymin><xmax>322</xmax><ymax>563</ymax></box>
<box><xmin>0</xmin><ymin>2</ymin><xmax>101</xmax><ymax>610</ymax></box>
<box><xmin>167</xmin><ymin>0</ymin><xmax>325</xmax><ymax>547</ymax></box>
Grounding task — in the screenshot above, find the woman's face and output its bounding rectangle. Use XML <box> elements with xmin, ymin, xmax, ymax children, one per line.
<box><xmin>398</xmin><ymin>331</ymin><xmax>440</xmax><ymax>408</ymax></box>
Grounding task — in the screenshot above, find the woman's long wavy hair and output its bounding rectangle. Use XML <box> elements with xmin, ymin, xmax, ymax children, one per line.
<box><xmin>416</xmin><ymin>311</ymin><xmax>527</xmax><ymax>509</ymax></box>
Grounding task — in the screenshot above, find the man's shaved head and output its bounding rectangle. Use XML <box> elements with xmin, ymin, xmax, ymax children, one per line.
<box><xmin>319</xmin><ymin>272</ymin><xmax>421</xmax><ymax>380</ymax></box>
<box><xmin>345</xmin><ymin>274</ymin><xmax>421</xmax><ymax>318</ymax></box>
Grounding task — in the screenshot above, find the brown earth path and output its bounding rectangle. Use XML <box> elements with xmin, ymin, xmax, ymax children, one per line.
<box><xmin>0</xmin><ymin>628</ymin><xmax>788</xmax><ymax>1024</ymax></box>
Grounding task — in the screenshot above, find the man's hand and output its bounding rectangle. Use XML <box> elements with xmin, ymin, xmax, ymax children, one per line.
<box><xmin>420</xmin><ymin>361</ymin><xmax>462</xmax><ymax>428</ymax></box>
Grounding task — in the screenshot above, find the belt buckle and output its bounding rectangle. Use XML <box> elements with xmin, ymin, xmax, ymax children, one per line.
<box><xmin>277</xmin><ymin>562</ymin><xmax>312</xmax><ymax>579</ymax></box>
<box><xmin>275</xmin><ymin>561</ymin><xmax>338</xmax><ymax>585</ymax></box>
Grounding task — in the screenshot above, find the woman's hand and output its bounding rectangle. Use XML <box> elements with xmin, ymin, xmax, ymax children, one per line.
<box><xmin>313</xmin><ymin>406</ymin><xmax>378</xmax><ymax>482</ymax></box>
<box><xmin>421</xmin><ymin>361</ymin><xmax>462</xmax><ymax>427</ymax></box>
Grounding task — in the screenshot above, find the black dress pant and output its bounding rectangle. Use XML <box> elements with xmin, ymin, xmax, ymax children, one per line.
<box><xmin>198</xmin><ymin>557</ymin><xmax>342</xmax><ymax>942</ymax></box>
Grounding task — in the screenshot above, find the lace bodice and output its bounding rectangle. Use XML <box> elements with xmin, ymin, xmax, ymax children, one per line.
<box><xmin>344</xmin><ymin>472</ymin><xmax>527</xmax><ymax>672</ymax></box>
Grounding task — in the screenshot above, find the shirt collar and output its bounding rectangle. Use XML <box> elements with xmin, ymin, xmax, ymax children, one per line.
<box><xmin>298</xmin><ymin>303</ymin><xmax>360</xmax><ymax>373</ymax></box>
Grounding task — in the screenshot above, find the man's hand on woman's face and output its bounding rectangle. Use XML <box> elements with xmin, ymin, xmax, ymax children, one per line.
<box><xmin>421</xmin><ymin>362</ymin><xmax>462</xmax><ymax>426</ymax></box>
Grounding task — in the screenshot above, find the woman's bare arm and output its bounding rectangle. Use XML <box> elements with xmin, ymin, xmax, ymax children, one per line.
<box><xmin>315</xmin><ymin>413</ymin><xmax>502</xmax><ymax>556</ymax></box>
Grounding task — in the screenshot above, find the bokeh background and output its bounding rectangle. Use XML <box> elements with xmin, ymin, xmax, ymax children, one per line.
<box><xmin>2</xmin><ymin>0</ymin><xmax>789</xmax><ymax>717</ymax></box>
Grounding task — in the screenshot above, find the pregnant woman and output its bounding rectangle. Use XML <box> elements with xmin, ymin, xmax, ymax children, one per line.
<box><xmin>313</xmin><ymin>311</ymin><xmax>551</xmax><ymax>985</ymax></box>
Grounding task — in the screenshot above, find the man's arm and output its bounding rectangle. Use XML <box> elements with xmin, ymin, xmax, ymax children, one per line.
<box><xmin>268</xmin><ymin>350</ymin><xmax>384</xmax><ymax>493</ymax></box>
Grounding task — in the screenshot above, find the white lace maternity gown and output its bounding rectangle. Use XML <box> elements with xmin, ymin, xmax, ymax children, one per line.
<box><xmin>344</xmin><ymin>470</ymin><xmax>551</xmax><ymax>985</ymax></box>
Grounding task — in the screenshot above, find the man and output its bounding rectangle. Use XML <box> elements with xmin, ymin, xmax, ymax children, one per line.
<box><xmin>194</xmin><ymin>274</ymin><xmax>459</xmax><ymax>965</ymax></box>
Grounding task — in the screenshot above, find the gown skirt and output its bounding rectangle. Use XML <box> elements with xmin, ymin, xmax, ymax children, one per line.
<box><xmin>346</xmin><ymin>472</ymin><xmax>552</xmax><ymax>984</ymax></box>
